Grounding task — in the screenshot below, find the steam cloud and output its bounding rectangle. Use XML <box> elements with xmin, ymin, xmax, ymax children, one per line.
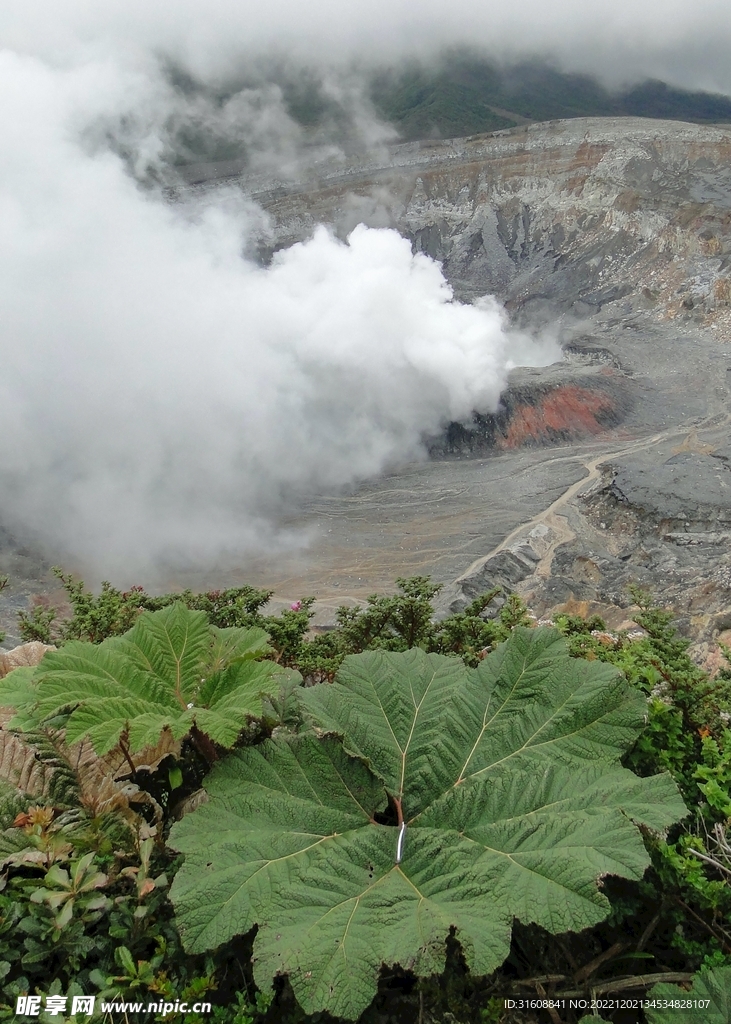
<box><xmin>0</xmin><ymin>18</ymin><xmax>571</xmax><ymax>580</ymax></box>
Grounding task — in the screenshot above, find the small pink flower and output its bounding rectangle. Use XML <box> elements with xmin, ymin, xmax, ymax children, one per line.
<box><xmin>290</xmin><ymin>601</ymin><xmax>302</xmax><ymax>612</ymax></box>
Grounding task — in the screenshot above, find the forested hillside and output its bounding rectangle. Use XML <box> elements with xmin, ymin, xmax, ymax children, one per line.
<box><xmin>368</xmin><ymin>53</ymin><xmax>731</xmax><ymax>141</ymax></box>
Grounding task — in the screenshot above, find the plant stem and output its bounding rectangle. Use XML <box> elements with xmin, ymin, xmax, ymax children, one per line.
<box><xmin>557</xmin><ymin>973</ymin><xmax>693</xmax><ymax>997</ymax></box>
<box><xmin>190</xmin><ymin>725</ymin><xmax>219</xmax><ymax>764</ymax></box>
<box><xmin>534</xmin><ymin>981</ymin><xmax>562</xmax><ymax>1024</ymax></box>
<box><xmin>675</xmin><ymin>897</ymin><xmax>731</xmax><ymax>952</ymax></box>
<box><xmin>636</xmin><ymin>910</ymin><xmax>662</xmax><ymax>952</ymax></box>
<box><xmin>118</xmin><ymin>738</ymin><xmax>137</xmax><ymax>777</ymax></box>
<box><xmin>687</xmin><ymin>846</ymin><xmax>731</xmax><ymax>877</ymax></box>
<box><xmin>574</xmin><ymin>941</ymin><xmax>627</xmax><ymax>983</ymax></box>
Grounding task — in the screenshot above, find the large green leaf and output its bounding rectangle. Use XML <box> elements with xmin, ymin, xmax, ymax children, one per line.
<box><xmin>646</xmin><ymin>965</ymin><xmax>731</xmax><ymax>1022</ymax></box>
<box><xmin>169</xmin><ymin>628</ymin><xmax>687</xmax><ymax>1020</ymax></box>
<box><xmin>0</xmin><ymin>667</ymin><xmax>40</xmax><ymax>731</ymax></box>
<box><xmin>0</xmin><ymin>604</ymin><xmax>295</xmax><ymax>754</ymax></box>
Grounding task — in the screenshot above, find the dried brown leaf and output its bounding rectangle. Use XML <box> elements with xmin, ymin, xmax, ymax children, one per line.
<box><xmin>0</xmin><ymin>727</ymin><xmax>51</xmax><ymax>796</ymax></box>
<box><xmin>0</xmin><ymin>719</ymin><xmax>178</xmax><ymax>823</ymax></box>
<box><xmin>0</xmin><ymin>643</ymin><xmax>55</xmax><ymax>679</ymax></box>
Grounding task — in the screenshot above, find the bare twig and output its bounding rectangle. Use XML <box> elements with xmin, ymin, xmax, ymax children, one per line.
<box><xmin>534</xmin><ymin>981</ymin><xmax>562</xmax><ymax>1024</ymax></box>
<box><xmin>687</xmin><ymin>846</ymin><xmax>731</xmax><ymax>877</ymax></box>
<box><xmin>676</xmin><ymin>897</ymin><xmax>731</xmax><ymax>951</ymax></box>
<box><xmin>636</xmin><ymin>911</ymin><xmax>662</xmax><ymax>953</ymax></box>
<box><xmin>511</xmin><ymin>975</ymin><xmax>567</xmax><ymax>988</ymax></box>
<box><xmin>556</xmin><ymin>938</ymin><xmax>579</xmax><ymax>972</ymax></box>
<box><xmin>558</xmin><ymin>972</ymin><xmax>693</xmax><ymax>998</ymax></box>
<box><xmin>713</xmin><ymin>821</ymin><xmax>731</xmax><ymax>858</ymax></box>
<box><xmin>574</xmin><ymin>941</ymin><xmax>627</xmax><ymax>984</ymax></box>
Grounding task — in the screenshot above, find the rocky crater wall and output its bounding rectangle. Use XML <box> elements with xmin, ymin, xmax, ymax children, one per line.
<box><xmin>198</xmin><ymin>117</ymin><xmax>731</xmax><ymax>328</ymax></box>
<box><xmin>179</xmin><ymin>116</ymin><xmax>731</xmax><ymax>454</ymax></box>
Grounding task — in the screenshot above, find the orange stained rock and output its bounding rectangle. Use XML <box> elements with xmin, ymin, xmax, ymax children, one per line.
<box><xmin>498</xmin><ymin>385</ymin><xmax>616</xmax><ymax>448</ymax></box>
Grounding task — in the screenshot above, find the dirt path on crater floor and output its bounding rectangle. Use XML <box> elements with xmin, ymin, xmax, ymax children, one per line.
<box><xmin>455</xmin><ymin>410</ymin><xmax>731</xmax><ymax>586</ymax></box>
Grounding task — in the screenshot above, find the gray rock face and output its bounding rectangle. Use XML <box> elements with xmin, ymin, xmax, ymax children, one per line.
<box><xmin>611</xmin><ymin>451</ymin><xmax>731</xmax><ymax>522</ymax></box>
<box><xmin>181</xmin><ymin>117</ymin><xmax>731</xmax><ymax>327</ymax></box>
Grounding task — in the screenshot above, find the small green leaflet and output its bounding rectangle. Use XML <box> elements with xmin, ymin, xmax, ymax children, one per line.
<box><xmin>169</xmin><ymin>628</ymin><xmax>687</xmax><ymax>1020</ymax></box>
<box><xmin>0</xmin><ymin>603</ymin><xmax>297</xmax><ymax>754</ymax></box>
<box><xmin>646</xmin><ymin>965</ymin><xmax>731</xmax><ymax>1023</ymax></box>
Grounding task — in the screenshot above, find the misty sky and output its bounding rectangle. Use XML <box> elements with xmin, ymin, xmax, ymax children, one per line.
<box><xmin>2</xmin><ymin>0</ymin><xmax>731</xmax><ymax>95</ymax></box>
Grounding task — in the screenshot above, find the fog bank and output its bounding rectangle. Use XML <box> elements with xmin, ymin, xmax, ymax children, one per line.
<box><xmin>0</xmin><ymin>51</ymin><xmax>559</xmax><ymax>580</ymax></box>
<box><xmin>3</xmin><ymin>0</ymin><xmax>730</xmax><ymax>95</ymax></box>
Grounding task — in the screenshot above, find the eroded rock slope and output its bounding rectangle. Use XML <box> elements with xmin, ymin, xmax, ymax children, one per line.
<box><xmin>213</xmin><ymin>117</ymin><xmax>731</xmax><ymax>644</ymax></box>
<box><xmin>205</xmin><ymin>117</ymin><xmax>731</xmax><ymax>332</ymax></box>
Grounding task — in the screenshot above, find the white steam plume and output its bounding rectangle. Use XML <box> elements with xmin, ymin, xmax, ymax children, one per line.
<box><xmin>0</xmin><ymin>51</ymin><xmax>559</xmax><ymax>581</ymax></box>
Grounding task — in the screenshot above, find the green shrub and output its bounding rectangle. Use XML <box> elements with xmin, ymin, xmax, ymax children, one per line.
<box><xmin>13</xmin><ymin>571</ymin><xmax>531</xmax><ymax>675</ymax></box>
<box><xmin>16</xmin><ymin>570</ymin><xmax>274</xmax><ymax>647</ymax></box>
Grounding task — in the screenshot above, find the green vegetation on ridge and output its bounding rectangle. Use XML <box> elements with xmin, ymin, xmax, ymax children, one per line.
<box><xmin>369</xmin><ymin>53</ymin><xmax>731</xmax><ymax>142</ymax></box>
<box><xmin>165</xmin><ymin>52</ymin><xmax>731</xmax><ymax>171</ymax></box>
